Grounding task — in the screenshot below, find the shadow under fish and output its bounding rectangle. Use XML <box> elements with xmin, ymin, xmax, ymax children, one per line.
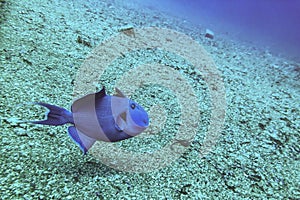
<box><xmin>31</xmin><ymin>87</ymin><xmax>149</xmax><ymax>154</ymax></box>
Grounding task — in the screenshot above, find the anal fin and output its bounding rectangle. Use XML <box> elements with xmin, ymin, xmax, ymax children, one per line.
<box><xmin>68</xmin><ymin>126</ymin><xmax>96</xmax><ymax>154</ymax></box>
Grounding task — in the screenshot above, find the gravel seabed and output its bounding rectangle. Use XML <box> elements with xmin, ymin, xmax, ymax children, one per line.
<box><xmin>1</xmin><ymin>0</ymin><xmax>299</xmax><ymax>199</ymax></box>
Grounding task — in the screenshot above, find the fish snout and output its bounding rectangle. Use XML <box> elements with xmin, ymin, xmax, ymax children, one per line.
<box><xmin>142</xmin><ymin>116</ymin><xmax>149</xmax><ymax>127</ymax></box>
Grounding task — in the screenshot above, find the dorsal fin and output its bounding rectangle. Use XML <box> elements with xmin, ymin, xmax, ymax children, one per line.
<box><xmin>72</xmin><ymin>87</ymin><xmax>106</xmax><ymax>113</ymax></box>
<box><xmin>95</xmin><ymin>87</ymin><xmax>107</xmax><ymax>99</ymax></box>
<box><xmin>114</xmin><ymin>87</ymin><xmax>126</xmax><ymax>98</ymax></box>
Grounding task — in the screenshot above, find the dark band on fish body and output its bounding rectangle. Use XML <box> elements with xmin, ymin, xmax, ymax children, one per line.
<box><xmin>94</xmin><ymin>91</ymin><xmax>133</xmax><ymax>142</ymax></box>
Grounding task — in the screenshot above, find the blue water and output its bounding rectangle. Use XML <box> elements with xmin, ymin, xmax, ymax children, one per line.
<box><xmin>138</xmin><ymin>0</ymin><xmax>300</xmax><ymax>60</ymax></box>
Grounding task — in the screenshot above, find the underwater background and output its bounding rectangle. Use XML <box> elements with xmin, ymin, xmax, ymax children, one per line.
<box><xmin>136</xmin><ymin>0</ymin><xmax>300</xmax><ymax>62</ymax></box>
<box><xmin>1</xmin><ymin>0</ymin><xmax>299</xmax><ymax>199</ymax></box>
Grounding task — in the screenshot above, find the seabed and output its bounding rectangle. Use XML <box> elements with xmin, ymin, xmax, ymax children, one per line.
<box><xmin>0</xmin><ymin>0</ymin><xmax>299</xmax><ymax>199</ymax></box>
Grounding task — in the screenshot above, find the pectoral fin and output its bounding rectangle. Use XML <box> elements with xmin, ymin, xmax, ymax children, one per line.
<box><xmin>115</xmin><ymin>112</ymin><xmax>127</xmax><ymax>131</ymax></box>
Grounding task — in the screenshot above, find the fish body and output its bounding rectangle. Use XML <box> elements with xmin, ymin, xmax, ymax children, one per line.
<box><xmin>32</xmin><ymin>87</ymin><xmax>149</xmax><ymax>154</ymax></box>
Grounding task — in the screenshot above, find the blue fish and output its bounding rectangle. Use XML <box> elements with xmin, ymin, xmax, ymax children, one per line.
<box><xmin>32</xmin><ymin>87</ymin><xmax>149</xmax><ymax>154</ymax></box>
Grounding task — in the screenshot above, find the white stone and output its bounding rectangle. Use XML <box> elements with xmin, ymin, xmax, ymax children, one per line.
<box><xmin>205</xmin><ymin>29</ymin><xmax>214</xmax><ymax>39</ymax></box>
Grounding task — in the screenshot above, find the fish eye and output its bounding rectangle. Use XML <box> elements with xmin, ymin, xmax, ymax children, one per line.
<box><xmin>130</xmin><ymin>103</ymin><xmax>136</xmax><ymax>109</ymax></box>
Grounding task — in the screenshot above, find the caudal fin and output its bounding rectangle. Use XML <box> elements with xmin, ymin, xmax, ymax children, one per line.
<box><xmin>32</xmin><ymin>102</ymin><xmax>73</xmax><ymax>126</ymax></box>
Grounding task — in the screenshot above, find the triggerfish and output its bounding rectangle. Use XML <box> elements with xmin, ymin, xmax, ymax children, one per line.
<box><xmin>32</xmin><ymin>87</ymin><xmax>149</xmax><ymax>154</ymax></box>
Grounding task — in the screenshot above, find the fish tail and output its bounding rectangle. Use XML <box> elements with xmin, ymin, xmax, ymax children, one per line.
<box><xmin>32</xmin><ymin>102</ymin><xmax>73</xmax><ymax>126</ymax></box>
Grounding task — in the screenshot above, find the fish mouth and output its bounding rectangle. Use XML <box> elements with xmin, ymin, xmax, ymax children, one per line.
<box><xmin>143</xmin><ymin>118</ymin><xmax>149</xmax><ymax>127</ymax></box>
